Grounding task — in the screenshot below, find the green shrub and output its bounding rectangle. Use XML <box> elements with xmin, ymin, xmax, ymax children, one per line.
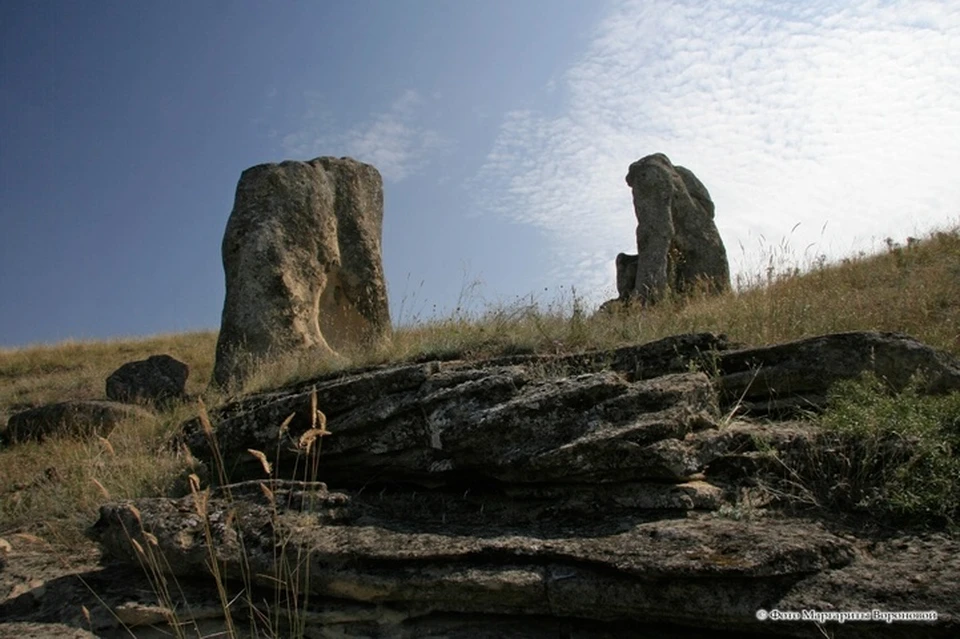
<box><xmin>811</xmin><ymin>374</ymin><xmax>960</xmax><ymax>526</ymax></box>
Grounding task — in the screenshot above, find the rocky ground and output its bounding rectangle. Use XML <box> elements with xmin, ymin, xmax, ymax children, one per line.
<box><xmin>2</xmin><ymin>332</ymin><xmax>958</xmax><ymax>638</ymax></box>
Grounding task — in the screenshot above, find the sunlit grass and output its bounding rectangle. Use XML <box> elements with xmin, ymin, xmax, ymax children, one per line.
<box><xmin>2</xmin><ymin>225</ymin><xmax>960</xmax><ymax>545</ymax></box>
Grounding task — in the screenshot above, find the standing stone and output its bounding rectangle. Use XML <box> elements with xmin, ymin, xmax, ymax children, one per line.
<box><xmin>621</xmin><ymin>153</ymin><xmax>730</xmax><ymax>305</ymax></box>
<box><xmin>213</xmin><ymin>157</ymin><xmax>391</xmax><ymax>389</ymax></box>
<box><xmin>106</xmin><ymin>354</ymin><xmax>189</xmax><ymax>406</ymax></box>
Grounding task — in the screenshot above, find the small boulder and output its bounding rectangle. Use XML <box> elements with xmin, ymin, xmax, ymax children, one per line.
<box><xmin>106</xmin><ymin>354</ymin><xmax>189</xmax><ymax>406</ymax></box>
<box><xmin>3</xmin><ymin>401</ymin><xmax>154</xmax><ymax>445</ymax></box>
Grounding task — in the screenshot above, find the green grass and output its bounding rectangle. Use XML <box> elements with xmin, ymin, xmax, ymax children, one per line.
<box><xmin>804</xmin><ymin>373</ymin><xmax>960</xmax><ymax>526</ymax></box>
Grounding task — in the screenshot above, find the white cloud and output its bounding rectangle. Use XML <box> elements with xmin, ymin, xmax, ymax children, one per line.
<box><xmin>281</xmin><ymin>89</ymin><xmax>449</xmax><ymax>183</ymax></box>
<box><xmin>470</xmin><ymin>0</ymin><xmax>960</xmax><ymax>305</ymax></box>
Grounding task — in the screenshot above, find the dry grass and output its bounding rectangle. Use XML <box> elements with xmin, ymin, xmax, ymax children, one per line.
<box><xmin>117</xmin><ymin>391</ymin><xmax>329</xmax><ymax>637</ymax></box>
<box><xmin>0</xmin><ymin>331</ymin><xmax>218</xmax><ymax>426</ymax></box>
<box><xmin>349</xmin><ymin>227</ymin><xmax>960</xmax><ymax>383</ymax></box>
<box><xmin>2</xmin><ymin>226</ymin><xmax>960</xmax><ymax>545</ymax></box>
<box><xmin>0</xmin><ymin>402</ymin><xmax>201</xmax><ymax>545</ymax></box>
<box><xmin>0</xmin><ymin>332</ymin><xmax>217</xmax><ymax>544</ymax></box>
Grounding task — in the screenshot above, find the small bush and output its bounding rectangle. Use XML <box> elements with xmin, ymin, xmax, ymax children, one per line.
<box><xmin>783</xmin><ymin>374</ymin><xmax>960</xmax><ymax>527</ymax></box>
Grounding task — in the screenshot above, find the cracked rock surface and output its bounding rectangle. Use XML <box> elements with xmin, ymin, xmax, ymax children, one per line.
<box><xmin>3</xmin><ymin>332</ymin><xmax>958</xmax><ymax>637</ymax></box>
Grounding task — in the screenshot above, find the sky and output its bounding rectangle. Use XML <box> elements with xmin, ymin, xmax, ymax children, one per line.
<box><xmin>1</xmin><ymin>0</ymin><xmax>958</xmax><ymax>348</ymax></box>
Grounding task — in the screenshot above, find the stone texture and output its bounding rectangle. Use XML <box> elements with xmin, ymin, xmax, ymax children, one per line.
<box><xmin>0</xmin><ymin>538</ymin><xmax>9</xmax><ymax>574</ymax></box>
<box><xmin>715</xmin><ymin>331</ymin><xmax>960</xmax><ymax>414</ymax></box>
<box><xmin>615</xmin><ymin>251</ymin><xmax>639</xmax><ymax>299</ymax></box>
<box><xmin>213</xmin><ymin>156</ymin><xmax>391</xmax><ymax>389</ymax></box>
<box><xmin>3</xmin><ymin>400</ymin><xmax>154</xmax><ymax>445</ymax></box>
<box><xmin>177</xmin><ymin>331</ymin><xmax>960</xmax><ymax>483</ymax></box>
<box><xmin>0</xmin><ymin>623</ymin><xmax>98</xmax><ymax>638</ymax></box>
<box><xmin>620</xmin><ymin>153</ymin><xmax>729</xmax><ymax>305</ymax></box>
<box><xmin>1</xmin><ymin>530</ymin><xmax>758</xmax><ymax>638</ymax></box>
<box><xmin>180</xmin><ymin>333</ymin><xmax>730</xmax><ymax>484</ymax></box>
<box><xmin>91</xmin><ymin>490</ymin><xmax>857</xmax><ymax>635</ymax></box>
<box><xmin>67</xmin><ymin>330</ymin><xmax>960</xmax><ymax>637</ymax></box>
<box><xmin>105</xmin><ymin>354</ymin><xmax>189</xmax><ymax>406</ymax></box>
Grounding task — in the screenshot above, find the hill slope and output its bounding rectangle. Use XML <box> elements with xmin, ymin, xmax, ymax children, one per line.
<box><xmin>1</xmin><ymin>227</ymin><xmax>959</xmax><ymax>542</ymax></box>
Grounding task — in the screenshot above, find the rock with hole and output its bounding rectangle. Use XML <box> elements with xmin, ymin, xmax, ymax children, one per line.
<box><xmin>213</xmin><ymin>156</ymin><xmax>391</xmax><ymax>389</ymax></box>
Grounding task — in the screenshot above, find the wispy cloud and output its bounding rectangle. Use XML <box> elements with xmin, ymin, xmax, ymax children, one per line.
<box><xmin>281</xmin><ymin>89</ymin><xmax>449</xmax><ymax>183</ymax></box>
<box><xmin>471</xmin><ymin>0</ymin><xmax>960</xmax><ymax>303</ymax></box>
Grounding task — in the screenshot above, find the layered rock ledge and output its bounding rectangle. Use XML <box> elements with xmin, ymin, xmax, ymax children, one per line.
<box><xmin>4</xmin><ymin>332</ymin><xmax>957</xmax><ymax>637</ymax></box>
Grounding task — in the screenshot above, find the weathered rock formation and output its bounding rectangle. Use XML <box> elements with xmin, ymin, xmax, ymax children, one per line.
<box><xmin>2</xmin><ymin>400</ymin><xmax>154</xmax><ymax>445</ymax></box>
<box><xmin>106</xmin><ymin>354</ymin><xmax>189</xmax><ymax>406</ymax></box>
<box><xmin>611</xmin><ymin>153</ymin><xmax>730</xmax><ymax>306</ymax></box>
<box><xmin>212</xmin><ymin>156</ymin><xmax>391</xmax><ymax>389</ymax></box>
<box><xmin>61</xmin><ymin>331</ymin><xmax>960</xmax><ymax>637</ymax></box>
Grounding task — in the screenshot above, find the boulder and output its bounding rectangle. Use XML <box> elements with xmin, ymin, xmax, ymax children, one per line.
<box><xmin>3</xmin><ymin>400</ymin><xmax>154</xmax><ymax>445</ymax></box>
<box><xmin>615</xmin><ymin>251</ymin><xmax>639</xmax><ymax>299</ymax></box>
<box><xmin>617</xmin><ymin>153</ymin><xmax>729</xmax><ymax>305</ymax></box>
<box><xmin>105</xmin><ymin>354</ymin><xmax>189</xmax><ymax>406</ymax></box>
<box><xmin>212</xmin><ymin>156</ymin><xmax>391</xmax><ymax>389</ymax></box>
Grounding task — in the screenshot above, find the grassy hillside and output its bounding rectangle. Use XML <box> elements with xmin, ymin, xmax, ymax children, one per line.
<box><xmin>2</xmin><ymin>227</ymin><xmax>959</xmax><ymax>543</ymax></box>
<box><xmin>0</xmin><ymin>331</ymin><xmax>218</xmax><ymax>428</ymax></box>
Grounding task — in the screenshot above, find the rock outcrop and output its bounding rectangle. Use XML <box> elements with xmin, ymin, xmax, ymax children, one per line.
<box><xmin>2</xmin><ymin>400</ymin><xmax>154</xmax><ymax>445</ymax></box>
<box><xmin>69</xmin><ymin>331</ymin><xmax>960</xmax><ymax>637</ymax></box>
<box><xmin>105</xmin><ymin>354</ymin><xmax>189</xmax><ymax>406</ymax></box>
<box><xmin>715</xmin><ymin>331</ymin><xmax>960</xmax><ymax>414</ymax></box>
<box><xmin>212</xmin><ymin>156</ymin><xmax>391</xmax><ymax>389</ymax></box>
<box><xmin>613</xmin><ymin>153</ymin><xmax>729</xmax><ymax>306</ymax></box>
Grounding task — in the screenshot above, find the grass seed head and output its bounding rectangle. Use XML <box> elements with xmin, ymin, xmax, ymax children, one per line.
<box><xmin>97</xmin><ymin>435</ymin><xmax>115</xmax><ymax>456</ymax></box>
<box><xmin>91</xmin><ymin>478</ymin><xmax>110</xmax><ymax>499</ymax></box>
<box><xmin>197</xmin><ymin>398</ymin><xmax>214</xmax><ymax>437</ymax></box>
<box><xmin>128</xmin><ymin>504</ymin><xmax>142</xmax><ymax>528</ymax></box>
<box><xmin>299</xmin><ymin>427</ymin><xmax>331</xmax><ymax>454</ymax></box>
<box><xmin>247</xmin><ymin>448</ymin><xmax>272</xmax><ymax>476</ymax></box>
<box><xmin>259</xmin><ymin>482</ymin><xmax>276</xmax><ymax>505</ymax></box>
<box><xmin>179</xmin><ymin>442</ymin><xmax>198</xmax><ymax>466</ymax></box>
<box><xmin>279</xmin><ymin>412</ymin><xmax>296</xmax><ymax>437</ymax></box>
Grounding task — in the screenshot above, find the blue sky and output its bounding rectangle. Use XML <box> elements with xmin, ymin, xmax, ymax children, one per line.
<box><xmin>1</xmin><ymin>0</ymin><xmax>958</xmax><ymax>348</ymax></box>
